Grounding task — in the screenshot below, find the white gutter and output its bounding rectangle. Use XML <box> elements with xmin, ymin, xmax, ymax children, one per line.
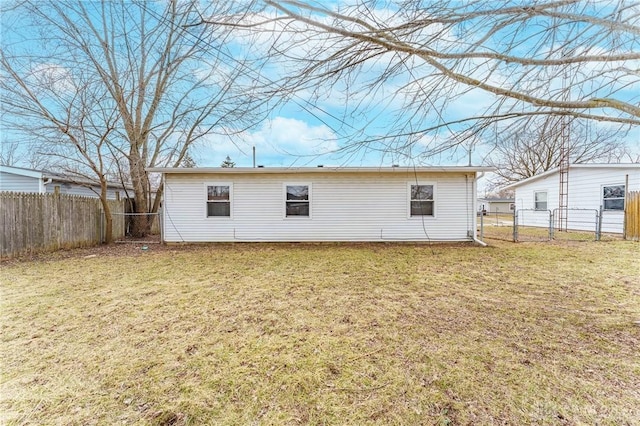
<box><xmin>473</xmin><ymin>236</ymin><xmax>488</xmax><ymax>247</ymax></box>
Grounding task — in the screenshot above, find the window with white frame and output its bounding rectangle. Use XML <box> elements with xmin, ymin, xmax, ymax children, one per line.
<box><xmin>410</xmin><ymin>184</ymin><xmax>434</xmax><ymax>216</ymax></box>
<box><xmin>285</xmin><ymin>184</ymin><xmax>310</xmax><ymax>217</ymax></box>
<box><xmin>603</xmin><ymin>184</ymin><xmax>625</xmax><ymax>210</ymax></box>
<box><xmin>207</xmin><ymin>185</ymin><xmax>231</xmax><ymax>217</ymax></box>
<box><xmin>534</xmin><ymin>191</ymin><xmax>547</xmax><ymax>210</ymax></box>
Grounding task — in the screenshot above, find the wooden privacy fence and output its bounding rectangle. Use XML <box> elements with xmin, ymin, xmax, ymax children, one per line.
<box><xmin>625</xmin><ymin>191</ymin><xmax>640</xmax><ymax>241</ymax></box>
<box><xmin>0</xmin><ymin>192</ymin><xmax>125</xmax><ymax>258</ymax></box>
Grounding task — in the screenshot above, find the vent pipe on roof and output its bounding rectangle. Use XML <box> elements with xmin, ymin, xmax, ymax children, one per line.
<box><xmin>253</xmin><ymin>146</ymin><xmax>256</xmax><ymax>168</ymax></box>
<box><xmin>257</xmin><ymin>165</ymin><xmax>264</xmax><ymax>168</ymax></box>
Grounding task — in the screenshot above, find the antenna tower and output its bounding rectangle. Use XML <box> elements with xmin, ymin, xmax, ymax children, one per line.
<box><xmin>557</xmin><ymin>61</ymin><xmax>570</xmax><ymax>231</ymax></box>
<box><xmin>558</xmin><ymin>117</ymin><xmax>569</xmax><ymax>231</ymax></box>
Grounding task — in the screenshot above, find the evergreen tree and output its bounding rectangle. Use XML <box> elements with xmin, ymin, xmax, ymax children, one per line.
<box><xmin>220</xmin><ymin>156</ymin><xmax>235</xmax><ymax>168</ymax></box>
<box><xmin>181</xmin><ymin>152</ymin><xmax>196</xmax><ymax>168</ymax></box>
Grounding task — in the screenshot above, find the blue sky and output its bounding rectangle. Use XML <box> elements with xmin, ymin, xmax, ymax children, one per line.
<box><xmin>1</xmin><ymin>0</ymin><xmax>638</xmax><ymax>185</ymax></box>
<box><xmin>192</xmin><ymin>0</ymin><xmax>639</xmax><ymax>171</ymax></box>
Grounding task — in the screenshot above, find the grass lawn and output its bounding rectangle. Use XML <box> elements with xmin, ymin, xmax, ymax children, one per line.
<box><xmin>1</xmin><ymin>239</ymin><xmax>639</xmax><ymax>425</ymax></box>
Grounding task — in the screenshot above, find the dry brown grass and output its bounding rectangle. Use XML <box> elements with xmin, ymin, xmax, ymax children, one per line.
<box><xmin>1</xmin><ymin>240</ymin><xmax>639</xmax><ymax>425</ymax></box>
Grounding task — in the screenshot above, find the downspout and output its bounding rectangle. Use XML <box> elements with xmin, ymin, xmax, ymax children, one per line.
<box><xmin>160</xmin><ymin>172</ymin><xmax>165</xmax><ymax>244</ymax></box>
<box><xmin>41</xmin><ymin>177</ymin><xmax>52</xmax><ymax>193</ymax></box>
<box><xmin>472</xmin><ymin>172</ymin><xmax>488</xmax><ymax>246</ymax></box>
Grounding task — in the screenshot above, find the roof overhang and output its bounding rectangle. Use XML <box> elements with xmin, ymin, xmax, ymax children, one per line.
<box><xmin>502</xmin><ymin>163</ymin><xmax>640</xmax><ymax>190</ymax></box>
<box><xmin>43</xmin><ymin>174</ymin><xmax>131</xmax><ymax>190</ymax></box>
<box><xmin>147</xmin><ymin>166</ymin><xmax>495</xmax><ymax>174</ymax></box>
<box><xmin>0</xmin><ymin>165</ymin><xmax>43</xmax><ymax>179</ymax></box>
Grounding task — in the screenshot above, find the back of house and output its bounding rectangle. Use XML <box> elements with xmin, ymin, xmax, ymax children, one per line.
<box><xmin>148</xmin><ymin>166</ymin><xmax>492</xmax><ymax>243</ymax></box>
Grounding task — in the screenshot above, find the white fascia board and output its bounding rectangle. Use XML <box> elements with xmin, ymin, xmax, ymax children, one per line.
<box><xmin>0</xmin><ymin>165</ymin><xmax>44</xmax><ymax>179</ymax></box>
<box><xmin>147</xmin><ymin>166</ymin><xmax>495</xmax><ymax>174</ymax></box>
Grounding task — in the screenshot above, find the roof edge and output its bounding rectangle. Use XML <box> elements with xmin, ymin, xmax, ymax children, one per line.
<box><xmin>502</xmin><ymin>163</ymin><xmax>640</xmax><ymax>190</ymax></box>
<box><xmin>0</xmin><ymin>165</ymin><xmax>43</xmax><ymax>179</ymax></box>
<box><xmin>147</xmin><ymin>166</ymin><xmax>495</xmax><ymax>174</ymax></box>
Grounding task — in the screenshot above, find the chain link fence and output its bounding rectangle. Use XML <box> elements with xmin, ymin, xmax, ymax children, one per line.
<box><xmin>479</xmin><ymin>207</ymin><xmax>625</xmax><ymax>242</ymax></box>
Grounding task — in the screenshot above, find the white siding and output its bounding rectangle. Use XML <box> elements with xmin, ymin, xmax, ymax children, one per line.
<box><xmin>0</xmin><ymin>171</ymin><xmax>42</xmax><ymax>192</ymax></box>
<box><xmin>483</xmin><ymin>201</ymin><xmax>513</xmax><ymax>214</ymax></box>
<box><xmin>163</xmin><ymin>171</ymin><xmax>477</xmax><ymax>242</ymax></box>
<box><xmin>513</xmin><ymin>166</ymin><xmax>640</xmax><ymax>233</ymax></box>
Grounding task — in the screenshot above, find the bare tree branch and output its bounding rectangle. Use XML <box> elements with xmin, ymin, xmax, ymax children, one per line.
<box><xmin>231</xmin><ymin>0</ymin><xmax>640</xmax><ymax>157</ymax></box>
<box><xmin>1</xmin><ymin>0</ymin><xmax>264</xmax><ymax>236</ymax></box>
<box><xmin>486</xmin><ymin>115</ymin><xmax>631</xmax><ymax>188</ymax></box>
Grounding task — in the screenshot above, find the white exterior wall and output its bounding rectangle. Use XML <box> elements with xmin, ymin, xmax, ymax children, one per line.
<box><xmin>0</xmin><ymin>171</ymin><xmax>42</xmax><ymax>192</ymax></box>
<box><xmin>492</xmin><ymin>202</ymin><xmax>513</xmax><ymax>214</ymax></box>
<box><xmin>479</xmin><ymin>201</ymin><xmax>513</xmax><ymax>214</ymax></box>
<box><xmin>162</xmin><ymin>171</ymin><xmax>478</xmax><ymax>242</ymax></box>
<box><xmin>513</xmin><ymin>166</ymin><xmax>640</xmax><ymax>233</ymax></box>
<box><xmin>513</xmin><ymin>173</ymin><xmax>558</xmax><ymax>229</ymax></box>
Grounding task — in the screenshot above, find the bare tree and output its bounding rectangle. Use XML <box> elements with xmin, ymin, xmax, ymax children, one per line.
<box><xmin>485</xmin><ymin>115</ymin><xmax>628</xmax><ymax>188</ymax></box>
<box><xmin>0</xmin><ymin>140</ymin><xmax>23</xmax><ymax>167</ymax></box>
<box><xmin>0</xmin><ymin>45</ymin><xmax>124</xmax><ymax>240</ymax></box>
<box><xmin>220</xmin><ymin>0</ymin><xmax>639</xmax><ymax>158</ymax></box>
<box><xmin>1</xmin><ymin>0</ymin><xmax>261</xmax><ymax>237</ymax></box>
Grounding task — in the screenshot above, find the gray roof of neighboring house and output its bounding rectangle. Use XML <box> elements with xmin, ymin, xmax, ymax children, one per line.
<box><xmin>0</xmin><ymin>165</ymin><xmax>132</xmax><ymax>190</ymax></box>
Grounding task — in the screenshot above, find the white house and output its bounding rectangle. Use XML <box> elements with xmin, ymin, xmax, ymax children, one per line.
<box><xmin>504</xmin><ymin>163</ymin><xmax>640</xmax><ymax>233</ymax></box>
<box><xmin>0</xmin><ymin>165</ymin><xmax>128</xmax><ymax>200</ymax></box>
<box><xmin>477</xmin><ymin>197</ymin><xmax>515</xmax><ymax>214</ymax></box>
<box><xmin>147</xmin><ymin>166</ymin><xmax>493</xmax><ymax>243</ymax></box>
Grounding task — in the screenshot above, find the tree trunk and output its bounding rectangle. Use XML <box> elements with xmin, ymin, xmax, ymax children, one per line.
<box><xmin>99</xmin><ymin>181</ymin><xmax>113</xmax><ymax>244</ymax></box>
<box><xmin>104</xmin><ymin>207</ymin><xmax>113</xmax><ymax>244</ymax></box>
<box><xmin>129</xmin><ymin>147</ymin><xmax>149</xmax><ymax>237</ymax></box>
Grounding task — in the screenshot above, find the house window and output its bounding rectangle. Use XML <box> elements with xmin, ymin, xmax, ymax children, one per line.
<box><xmin>207</xmin><ymin>185</ymin><xmax>231</xmax><ymax>217</ymax></box>
<box><xmin>410</xmin><ymin>184</ymin><xmax>434</xmax><ymax>216</ymax></box>
<box><xmin>534</xmin><ymin>191</ymin><xmax>547</xmax><ymax>210</ymax></box>
<box><xmin>603</xmin><ymin>185</ymin><xmax>625</xmax><ymax>210</ymax></box>
<box><xmin>285</xmin><ymin>184</ymin><xmax>310</xmax><ymax>217</ymax></box>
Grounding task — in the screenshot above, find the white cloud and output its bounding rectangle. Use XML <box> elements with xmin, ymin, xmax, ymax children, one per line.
<box><xmin>29</xmin><ymin>63</ymin><xmax>75</xmax><ymax>94</ymax></box>
<box><xmin>197</xmin><ymin>116</ymin><xmax>339</xmax><ymax>167</ymax></box>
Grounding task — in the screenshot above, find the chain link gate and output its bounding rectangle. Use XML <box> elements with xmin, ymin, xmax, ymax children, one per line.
<box><xmin>512</xmin><ymin>208</ymin><xmax>614</xmax><ymax>242</ymax></box>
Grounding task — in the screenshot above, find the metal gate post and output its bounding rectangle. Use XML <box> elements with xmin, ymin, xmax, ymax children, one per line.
<box><xmin>548</xmin><ymin>210</ymin><xmax>553</xmax><ymax>240</ymax></box>
<box><xmin>513</xmin><ymin>210</ymin><xmax>518</xmax><ymax>242</ymax></box>
<box><xmin>597</xmin><ymin>205</ymin><xmax>603</xmax><ymax>241</ymax></box>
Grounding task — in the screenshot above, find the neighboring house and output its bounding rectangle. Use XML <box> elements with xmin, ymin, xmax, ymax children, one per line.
<box><xmin>477</xmin><ymin>197</ymin><xmax>515</xmax><ymax>214</ymax></box>
<box><xmin>503</xmin><ymin>163</ymin><xmax>640</xmax><ymax>233</ymax></box>
<box><xmin>147</xmin><ymin>166</ymin><xmax>493</xmax><ymax>243</ymax></box>
<box><xmin>0</xmin><ymin>165</ymin><xmax>128</xmax><ymax>200</ymax></box>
